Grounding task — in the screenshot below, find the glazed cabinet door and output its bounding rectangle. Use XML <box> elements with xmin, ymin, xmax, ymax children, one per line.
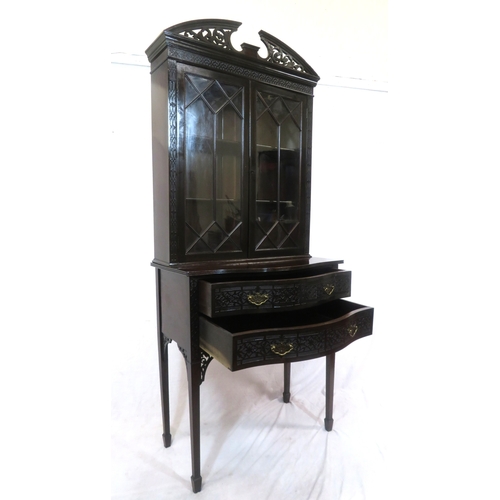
<box><xmin>250</xmin><ymin>84</ymin><xmax>310</xmax><ymax>257</ymax></box>
<box><xmin>177</xmin><ymin>64</ymin><xmax>249</xmax><ymax>260</ymax></box>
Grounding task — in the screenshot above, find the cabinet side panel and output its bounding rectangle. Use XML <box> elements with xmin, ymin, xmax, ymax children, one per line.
<box><xmin>160</xmin><ymin>270</ymin><xmax>191</xmax><ymax>351</ymax></box>
<box><xmin>151</xmin><ymin>62</ymin><xmax>171</xmax><ymax>264</ymax></box>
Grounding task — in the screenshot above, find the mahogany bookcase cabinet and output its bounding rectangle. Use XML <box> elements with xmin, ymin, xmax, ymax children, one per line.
<box><xmin>146</xmin><ymin>19</ymin><xmax>374</xmax><ymax>493</ymax></box>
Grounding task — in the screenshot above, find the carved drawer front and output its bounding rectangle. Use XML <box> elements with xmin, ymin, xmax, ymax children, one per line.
<box><xmin>199</xmin><ymin>300</ymin><xmax>373</xmax><ymax>371</ymax></box>
<box><xmin>198</xmin><ymin>270</ymin><xmax>351</xmax><ymax>317</ymax></box>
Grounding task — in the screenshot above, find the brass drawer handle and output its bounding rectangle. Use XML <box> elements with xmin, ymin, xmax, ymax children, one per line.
<box><xmin>323</xmin><ymin>284</ymin><xmax>335</xmax><ymax>295</ymax></box>
<box><xmin>348</xmin><ymin>325</ymin><xmax>358</xmax><ymax>337</ymax></box>
<box><xmin>270</xmin><ymin>342</ymin><xmax>294</xmax><ymax>356</ymax></box>
<box><xmin>247</xmin><ymin>292</ymin><xmax>269</xmax><ymax>306</ymax></box>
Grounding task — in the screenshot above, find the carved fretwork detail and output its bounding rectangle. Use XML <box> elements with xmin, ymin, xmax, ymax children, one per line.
<box><xmin>162</xmin><ymin>334</ymin><xmax>172</xmax><ymax>361</ymax></box>
<box><xmin>213</xmin><ymin>285</ymin><xmax>300</xmax><ymax>313</ymax></box>
<box><xmin>296</xmin><ymin>333</ymin><xmax>324</xmax><ymax>353</ymax></box>
<box><xmin>259</xmin><ymin>30</ymin><xmax>319</xmax><ymax>78</ymax></box>
<box><xmin>167</xmin><ymin>19</ymin><xmax>241</xmax><ymax>51</ymax></box>
<box><xmin>271</xmin><ymin>286</ymin><xmax>300</xmax><ymax>306</ymax></box>
<box><xmin>181</xmin><ymin>29</ymin><xmax>231</xmax><ymax>48</ymax></box>
<box><xmin>262</xmin><ymin>40</ymin><xmax>304</xmax><ymax>72</ymax></box>
<box><xmin>329</xmin><ymin>273</ymin><xmax>351</xmax><ymax>294</ymax></box>
<box><xmin>165</xmin><ymin>21</ymin><xmax>318</xmax><ymax>79</ymax></box>
<box><xmin>236</xmin><ymin>338</ymin><xmax>265</xmax><ymax>365</ymax></box>
<box><xmin>235</xmin><ymin>309</ymin><xmax>373</xmax><ymax>366</ymax></box>
<box><xmin>213</xmin><ymin>289</ymin><xmax>243</xmax><ymax>311</ymax></box>
<box><xmin>178</xmin><ymin>344</ymin><xmax>188</xmax><ymax>362</ymax></box>
<box><xmin>300</xmin><ymin>284</ymin><xmax>319</xmax><ymax>302</ymax></box>
<box><xmin>168</xmin><ymin>59</ymin><xmax>178</xmax><ymax>261</ymax></box>
<box><xmin>324</xmin><ymin>326</ymin><xmax>348</xmax><ymax>350</ymax></box>
<box><xmin>212</xmin><ymin>273</ymin><xmax>350</xmax><ymax>315</ymax></box>
<box><xmin>200</xmin><ymin>349</ymin><xmax>213</xmax><ymax>384</ymax></box>
<box><xmin>325</xmin><ymin>310</ymin><xmax>372</xmax><ymax>350</ymax></box>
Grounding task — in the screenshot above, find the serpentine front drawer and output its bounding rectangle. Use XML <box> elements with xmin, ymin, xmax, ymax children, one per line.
<box><xmin>198</xmin><ymin>270</ymin><xmax>351</xmax><ymax>318</ymax></box>
<box><xmin>199</xmin><ymin>299</ymin><xmax>373</xmax><ymax>371</ymax></box>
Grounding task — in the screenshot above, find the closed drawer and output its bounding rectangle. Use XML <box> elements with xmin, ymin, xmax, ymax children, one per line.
<box><xmin>199</xmin><ymin>270</ymin><xmax>351</xmax><ymax>317</ymax></box>
<box><xmin>199</xmin><ymin>299</ymin><xmax>373</xmax><ymax>371</ymax></box>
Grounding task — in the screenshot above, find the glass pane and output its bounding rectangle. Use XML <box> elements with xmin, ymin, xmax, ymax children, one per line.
<box><xmin>216</xmin><ymin>103</ymin><xmax>243</xmax><ymax>247</ymax></box>
<box><xmin>183</xmin><ymin>71</ymin><xmax>244</xmax><ymax>256</ymax></box>
<box><xmin>185</xmin><ymin>99</ymin><xmax>214</xmax><ymax>200</ymax></box>
<box><xmin>218</xmin><ymin>225</ymin><xmax>242</xmax><ymax>252</ymax></box>
<box><xmin>203</xmin><ymin>82</ymin><xmax>227</xmax><ymax>113</ymax></box>
<box><xmin>256</xmin><ymin>91</ymin><xmax>275</xmax><ymax>117</ymax></box>
<box><xmin>186</xmin><ymin>200</ymin><xmax>212</xmax><ymax>248</ymax></box>
<box><xmin>230</xmin><ymin>90</ymin><xmax>243</xmax><ymax>114</ymax></box>
<box><xmin>256</xmin><ymin>110</ymin><xmax>278</xmax><ymax>146</ymax></box>
<box><xmin>256</xmin><ymin>110</ymin><xmax>278</xmax><ymax>225</ymax></box>
<box><xmin>284</xmin><ymin>98</ymin><xmax>301</xmax><ymax>124</ymax></box>
<box><xmin>221</xmin><ymin>83</ymin><xmax>241</xmax><ymax>100</ymax></box>
<box><xmin>279</xmin><ymin>116</ymin><xmax>301</xmax><ymax>209</ymax></box>
<box><xmin>280</xmin><ymin>221</ymin><xmax>299</xmax><ymax>248</ymax></box>
<box><xmin>187</xmin><ymin>74</ymin><xmax>212</xmax><ymax>93</ymax></box>
<box><xmin>255</xmin><ymin>222</ymin><xmax>276</xmax><ymax>250</ymax></box>
<box><xmin>217</xmin><ymin>102</ymin><xmax>242</xmax><ymax>142</ymax></box>
<box><xmin>254</xmin><ymin>91</ymin><xmax>303</xmax><ymax>252</ymax></box>
<box><xmin>270</xmin><ymin>98</ymin><xmax>288</xmax><ymax>123</ymax></box>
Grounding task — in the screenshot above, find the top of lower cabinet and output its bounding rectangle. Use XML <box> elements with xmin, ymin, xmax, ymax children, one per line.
<box><xmin>151</xmin><ymin>256</ymin><xmax>344</xmax><ymax>277</ymax></box>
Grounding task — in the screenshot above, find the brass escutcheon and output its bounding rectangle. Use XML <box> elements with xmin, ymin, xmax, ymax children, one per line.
<box><xmin>323</xmin><ymin>284</ymin><xmax>335</xmax><ymax>295</ymax></box>
<box><xmin>348</xmin><ymin>325</ymin><xmax>358</xmax><ymax>337</ymax></box>
<box><xmin>270</xmin><ymin>342</ymin><xmax>294</xmax><ymax>356</ymax></box>
<box><xmin>247</xmin><ymin>292</ymin><xmax>269</xmax><ymax>306</ymax></box>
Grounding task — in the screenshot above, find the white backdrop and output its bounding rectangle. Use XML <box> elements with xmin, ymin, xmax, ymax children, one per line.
<box><xmin>109</xmin><ymin>50</ymin><xmax>499</xmax><ymax>499</ymax></box>
<box><xmin>2</xmin><ymin>4</ymin><xmax>499</xmax><ymax>500</ymax></box>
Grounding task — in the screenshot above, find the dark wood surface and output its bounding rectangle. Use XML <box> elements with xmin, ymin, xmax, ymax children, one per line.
<box><xmin>198</xmin><ymin>268</ymin><xmax>351</xmax><ymax>317</ymax></box>
<box><xmin>148</xmin><ymin>19</ymin><xmax>373</xmax><ymax>493</ymax></box>
<box><xmin>152</xmin><ymin>255</ymin><xmax>343</xmax><ymax>275</ymax></box>
<box><xmin>199</xmin><ymin>299</ymin><xmax>373</xmax><ymax>370</ymax></box>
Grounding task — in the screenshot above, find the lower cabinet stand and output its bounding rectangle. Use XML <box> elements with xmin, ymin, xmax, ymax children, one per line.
<box><xmin>154</xmin><ymin>259</ymin><xmax>373</xmax><ymax>493</ymax></box>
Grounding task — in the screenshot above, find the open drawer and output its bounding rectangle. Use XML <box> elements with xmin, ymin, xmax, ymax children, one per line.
<box><xmin>198</xmin><ymin>269</ymin><xmax>351</xmax><ymax>317</ymax></box>
<box><xmin>199</xmin><ymin>299</ymin><xmax>373</xmax><ymax>370</ymax></box>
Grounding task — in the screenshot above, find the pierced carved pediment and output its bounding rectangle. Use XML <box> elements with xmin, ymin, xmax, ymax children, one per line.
<box><xmin>164</xmin><ymin>19</ymin><xmax>318</xmax><ymax>79</ymax></box>
<box><xmin>258</xmin><ymin>30</ymin><xmax>318</xmax><ymax>77</ymax></box>
<box><xmin>167</xmin><ymin>19</ymin><xmax>241</xmax><ymax>51</ymax></box>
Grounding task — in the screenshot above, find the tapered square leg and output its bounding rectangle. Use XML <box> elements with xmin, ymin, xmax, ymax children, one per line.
<box><xmin>160</xmin><ymin>352</ymin><xmax>172</xmax><ymax>448</ymax></box>
<box><xmin>283</xmin><ymin>361</ymin><xmax>291</xmax><ymax>403</ymax></box>
<box><xmin>186</xmin><ymin>360</ymin><xmax>202</xmax><ymax>493</ymax></box>
<box><xmin>324</xmin><ymin>352</ymin><xmax>335</xmax><ymax>431</ymax></box>
<box><xmin>160</xmin><ymin>345</ymin><xmax>171</xmax><ymax>448</ymax></box>
<box><xmin>156</xmin><ymin>269</ymin><xmax>172</xmax><ymax>447</ymax></box>
<box><xmin>191</xmin><ymin>475</ymin><xmax>202</xmax><ymax>494</ymax></box>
